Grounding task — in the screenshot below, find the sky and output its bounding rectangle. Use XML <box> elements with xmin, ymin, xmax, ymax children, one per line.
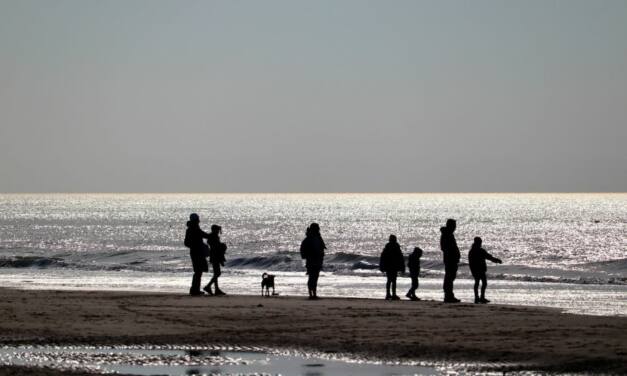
<box><xmin>1</xmin><ymin>0</ymin><xmax>626</xmax><ymax>193</ymax></box>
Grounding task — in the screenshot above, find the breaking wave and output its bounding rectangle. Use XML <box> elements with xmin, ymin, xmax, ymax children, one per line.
<box><xmin>0</xmin><ymin>249</ymin><xmax>624</xmax><ymax>285</ymax></box>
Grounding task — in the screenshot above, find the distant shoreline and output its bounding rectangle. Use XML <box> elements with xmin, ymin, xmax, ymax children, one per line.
<box><xmin>0</xmin><ymin>288</ymin><xmax>625</xmax><ymax>374</ymax></box>
<box><xmin>1</xmin><ymin>192</ymin><xmax>627</xmax><ymax>194</ymax></box>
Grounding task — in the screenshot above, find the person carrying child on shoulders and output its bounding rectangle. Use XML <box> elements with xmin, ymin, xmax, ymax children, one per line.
<box><xmin>406</xmin><ymin>247</ymin><xmax>423</xmax><ymax>301</ymax></box>
<box><xmin>468</xmin><ymin>237</ymin><xmax>502</xmax><ymax>304</ymax></box>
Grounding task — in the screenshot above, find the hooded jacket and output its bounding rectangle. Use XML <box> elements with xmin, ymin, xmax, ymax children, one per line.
<box><xmin>468</xmin><ymin>245</ymin><xmax>500</xmax><ymax>275</ymax></box>
<box><xmin>184</xmin><ymin>221</ymin><xmax>210</xmax><ymax>255</ymax></box>
<box><xmin>300</xmin><ymin>234</ymin><xmax>326</xmax><ymax>270</ymax></box>
<box><xmin>380</xmin><ymin>242</ymin><xmax>406</xmax><ymax>273</ymax></box>
<box><xmin>207</xmin><ymin>232</ymin><xmax>226</xmax><ymax>265</ymax></box>
<box><xmin>440</xmin><ymin>226</ymin><xmax>460</xmax><ymax>266</ymax></box>
<box><xmin>407</xmin><ymin>251</ymin><xmax>421</xmax><ymax>276</ymax></box>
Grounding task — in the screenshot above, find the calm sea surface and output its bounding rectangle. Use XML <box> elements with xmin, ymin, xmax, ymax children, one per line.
<box><xmin>0</xmin><ymin>194</ymin><xmax>625</xmax><ymax>315</ymax></box>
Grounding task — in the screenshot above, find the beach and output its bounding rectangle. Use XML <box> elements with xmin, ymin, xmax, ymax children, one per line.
<box><xmin>0</xmin><ymin>288</ymin><xmax>625</xmax><ymax>374</ymax></box>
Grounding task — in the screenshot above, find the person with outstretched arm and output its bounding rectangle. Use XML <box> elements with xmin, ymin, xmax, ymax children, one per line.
<box><xmin>468</xmin><ymin>237</ymin><xmax>503</xmax><ymax>304</ymax></box>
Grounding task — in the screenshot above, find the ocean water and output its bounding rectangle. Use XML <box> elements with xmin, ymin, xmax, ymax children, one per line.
<box><xmin>0</xmin><ymin>193</ymin><xmax>625</xmax><ymax>315</ymax></box>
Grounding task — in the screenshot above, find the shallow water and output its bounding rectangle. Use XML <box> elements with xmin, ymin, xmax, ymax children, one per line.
<box><xmin>0</xmin><ymin>346</ymin><xmax>443</xmax><ymax>375</ymax></box>
<box><xmin>1</xmin><ymin>268</ymin><xmax>625</xmax><ymax>316</ymax></box>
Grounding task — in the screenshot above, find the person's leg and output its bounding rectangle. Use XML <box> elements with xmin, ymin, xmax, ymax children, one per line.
<box><xmin>207</xmin><ymin>266</ymin><xmax>215</xmax><ymax>287</ymax></box>
<box><xmin>473</xmin><ymin>276</ymin><xmax>480</xmax><ymax>302</ymax></box>
<box><xmin>214</xmin><ymin>264</ymin><xmax>224</xmax><ymax>294</ymax></box>
<box><xmin>190</xmin><ymin>254</ymin><xmax>203</xmax><ymax>295</ymax></box>
<box><xmin>407</xmin><ymin>275</ymin><xmax>417</xmax><ymax>298</ymax></box>
<box><xmin>391</xmin><ymin>274</ymin><xmax>398</xmax><ymax>298</ymax></box>
<box><xmin>206</xmin><ymin>264</ymin><xmax>218</xmax><ymax>290</ymax></box>
<box><xmin>412</xmin><ymin>275</ymin><xmax>418</xmax><ymax>297</ymax></box>
<box><xmin>203</xmin><ymin>262</ymin><xmax>213</xmax><ymax>294</ymax></box>
<box><xmin>480</xmin><ymin>275</ymin><xmax>487</xmax><ymax>301</ymax></box>
<box><xmin>443</xmin><ymin>265</ymin><xmax>453</xmax><ymax>300</ymax></box>
<box><xmin>191</xmin><ymin>271</ymin><xmax>201</xmax><ymax>294</ymax></box>
<box><xmin>307</xmin><ymin>269</ymin><xmax>314</xmax><ymax>297</ymax></box>
<box><xmin>385</xmin><ymin>273</ymin><xmax>392</xmax><ymax>299</ymax></box>
<box><xmin>311</xmin><ymin>270</ymin><xmax>320</xmax><ymax>298</ymax></box>
<box><xmin>449</xmin><ymin>264</ymin><xmax>458</xmax><ymax>298</ymax></box>
<box><xmin>308</xmin><ymin>279</ymin><xmax>313</xmax><ymax>297</ymax></box>
<box><xmin>444</xmin><ymin>264</ymin><xmax>459</xmax><ymax>302</ymax></box>
<box><xmin>409</xmin><ymin>275</ymin><xmax>419</xmax><ymax>299</ymax></box>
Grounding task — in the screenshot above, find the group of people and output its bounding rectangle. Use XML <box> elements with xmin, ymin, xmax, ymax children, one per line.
<box><xmin>184</xmin><ymin>214</ymin><xmax>503</xmax><ymax>303</ymax></box>
<box><xmin>184</xmin><ymin>213</ymin><xmax>227</xmax><ymax>296</ymax></box>
<box><xmin>379</xmin><ymin>218</ymin><xmax>502</xmax><ymax>303</ymax></box>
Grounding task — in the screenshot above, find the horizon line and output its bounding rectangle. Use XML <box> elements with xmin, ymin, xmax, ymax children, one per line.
<box><xmin>1</xmin><ymin>192</ymin><xmax>626</xmax><ymax>195</ymax></box>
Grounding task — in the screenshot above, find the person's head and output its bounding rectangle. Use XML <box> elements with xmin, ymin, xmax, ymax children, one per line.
<box><xmin>389</xmin><ymin>234</ymin><xmax>397</xmax><ymax>243</ymax></box>
<box><xmin>473</xmin><ymin>237</ymin><xmax>482</xmax><ymax>247</ymax></box>
<box><xmin>414</xmin><ymin>247</ymin><xmax>423</xmax><ymax>258</ymax></box>
<box><xmin>309</xmin><ymin>223</ymin><xmax>320</xmax><ymax>235</ymax></box>
<box><xmin>189</xmin><ymin>213</ymin><xmax>200</xmax><ymax>223</ymax></box>
<box><xmin>211</xmin><ymin>224</ymin><xmax>222</xmax><ymax>234</ymax></box>
<box><xmin>445</xmin><ymin>218</ymin><xmax>457</xmax><ymax>232</ymax></box>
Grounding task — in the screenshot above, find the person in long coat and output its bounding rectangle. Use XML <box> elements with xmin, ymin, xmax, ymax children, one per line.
<box><xmin>184</xmin><ymin>213</ymin><xmax>210</xmax><ymax>296</ymax></box>
<box><xmin>380</xmin><ymin>234</ymin><xmax>405</xmax><ymax>300</ymax></box>
<box><xmin>441</xmin><ymin>219</ymin><xmax>461</xmax><ymax>303</ymax></box>
<box><xmin>300</xmin><ymin>223</ymin><xmax>326</xmax><ymax>300</ymax></box>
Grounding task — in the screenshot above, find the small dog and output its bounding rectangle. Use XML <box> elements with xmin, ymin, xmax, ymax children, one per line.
<box><xmin>261</xmin><ymin>273</ymin><xmax>277</xmax><ymax>297</ymax></box>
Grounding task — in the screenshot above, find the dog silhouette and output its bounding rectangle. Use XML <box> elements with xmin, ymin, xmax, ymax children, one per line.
<box><xmin>261</xmin><ymin>273</ymin><xmax>276</xmax><ymax>297</ymax></box>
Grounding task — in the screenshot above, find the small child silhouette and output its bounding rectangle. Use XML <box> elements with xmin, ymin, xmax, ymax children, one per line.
<box><xmin>406</xmin><ymin>247</ymin><xmax>423</xmax><ymax>301</ymax></box>
<box><xmin>379</xmin><ymin>235</ymin><xmax>405</xmax><ymax>300</ymax></box>
<box><xmin>468</xmin><ymin>237</ymin><xmax>502</xmax><ymax>304</ymax></box>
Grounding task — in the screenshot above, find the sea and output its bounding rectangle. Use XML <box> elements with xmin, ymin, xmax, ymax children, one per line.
<box><xmin>0</xmin><ymin>193</ymin><xmax>625</xmax><ymax>316</ymax></box>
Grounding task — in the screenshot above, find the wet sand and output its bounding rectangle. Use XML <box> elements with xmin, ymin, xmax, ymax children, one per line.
<box><xmin>0</xmin><ymin>288</ymin><xmax>625</xmax><ymax>374</ymax></box>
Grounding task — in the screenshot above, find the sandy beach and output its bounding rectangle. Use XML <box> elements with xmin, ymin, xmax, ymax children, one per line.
<box><xmin>0</xmin><ymin>288</ymin><xmax>625</xmax><ymax>374</ymax></box>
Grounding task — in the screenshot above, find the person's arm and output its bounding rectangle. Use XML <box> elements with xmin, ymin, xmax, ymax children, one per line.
<box><xmin>300</xmin><ymin>239</ymin><xmax>307</xmax><ymax>259</ymax></box>
<box><xmin>485</xmin><ymin>249</ymin><xmax>502</xmax><ymax>264</ymax></box>
<box><xmin>379</xmin><ymin>250</ymin><xmax>386</xmax><ymax>272</ymax></box>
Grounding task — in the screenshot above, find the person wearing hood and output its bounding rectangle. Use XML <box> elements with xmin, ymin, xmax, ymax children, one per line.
<box><xmin>440</xmin><ymin>219</ymin><xmax>461</xmax><ymax>303</ymax></box>
<box><xmin>300</xmin><ymin>223</ymin><xmax>326</xmax><ymax>300</ymax></box>
<box><xmin>184</xmin><ymin>213</ymin><xmax>210</xmax><ymax>296</ymax></box>
<box><xmin>379</xmin><ymin>235</ymin><xmax>406</xmax><ymax>300</ymax></box>
<box><xmin>468</xmin><ymin>237</ymin><xmax>502</xmax><ymax>304</ymax></box>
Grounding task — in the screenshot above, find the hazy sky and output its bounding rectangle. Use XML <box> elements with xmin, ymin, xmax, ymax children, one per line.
<box><xmin>1</xmin><ymin>0</ymin><xmax>626</xmax><ymax>192</ymax></box>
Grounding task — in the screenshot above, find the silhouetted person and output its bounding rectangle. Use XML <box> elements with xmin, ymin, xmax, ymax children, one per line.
<box><xmin>379</xmin><ymin>235</ymin><xmax>405</xmax><ymax>300</ymax></box>
<box><xmin>204</xmin><ymin>224</ymin><xmax>227</xmax><ymax>296</ymax></box>
<box><xmin>184</xmin><ymin>213</ymin><xmax>210</xmax><ymax>296</ymax></box>
<box><xmin>406</xmin><ymin>247</ymin><xmax>423</xmax><ymax>301</ymax></box>
<box><xmin>300</xmin><ymin>223</ymin><xmax>326</xmax><ymax>300</ymax></box>
<box><xmin>441</xmin><ymin>218</ymin><xmax>461</xmax><ymax>303</ymax></box>
<box><xmin>468</xmin><ymin>237</ymin><xmax>502</xmax><ymax>304</ymax></box>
